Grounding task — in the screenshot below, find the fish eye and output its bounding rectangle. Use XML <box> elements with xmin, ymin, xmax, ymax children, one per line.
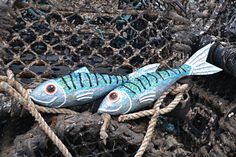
<box><xmin>45</xmin><ymin>84</ymin><xmax>57</xmax><ymax>95</ymax></box>
<box><xmin>109</xmin><ymin>92</ymin><xmax>119</xmax><ymax>102</ymax></box>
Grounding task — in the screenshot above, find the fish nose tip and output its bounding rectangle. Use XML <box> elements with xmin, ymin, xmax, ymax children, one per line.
<box><xmin>29</xmin><ymin>89</ymin><xmax>36</xmax><ymax>97</ymax></box>
<box><xmin>97</xmin><ymin>108</ymin><xmax>103</xmax><ymax>114</ymax></box>
<box><xmin>30</xmin><ymin>95</ymin><xmax>37</xmax><ymax>101</ymax></box>
<box><xmin>97</xmin><ymin>106</ymin><xmax>107</xmax><ymax>114</ymax></box>
<box><xmin>29</xmin><ymin>93</ymin><xmax>34</xmax><ymax>99</ymax></box>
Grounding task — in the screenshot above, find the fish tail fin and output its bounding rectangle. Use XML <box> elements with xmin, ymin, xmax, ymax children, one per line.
<box><xmin>185</xmin><ymin>43</ymin><xmax>222</xmax><ymax>75</ymax></box>
<box><xmin>128</xmin><ymin>63</ymin><xmax>160</xmax><ymax>79</ymax></box>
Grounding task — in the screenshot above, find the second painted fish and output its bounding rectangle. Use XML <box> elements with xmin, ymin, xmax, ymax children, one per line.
<box><xmin>30</xmin><ymin>63</ymin><xmax>160</xmax><ymax>107</ymax></box>
<box><xmin>98</xmin><ymin>43</ymin><xmax>222</xmax><ymax>115</ymax></box>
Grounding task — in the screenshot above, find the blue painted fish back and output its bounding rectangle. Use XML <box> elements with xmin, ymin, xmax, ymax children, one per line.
<box><xmin>118</xmin><ymin>64</ymin><xmax>191</xmax><ymax>97</ymax></box>
<box><xmin>55</xmin><ymin>72</ymin><xmax>129</xmax><ymax>94</ymax></box>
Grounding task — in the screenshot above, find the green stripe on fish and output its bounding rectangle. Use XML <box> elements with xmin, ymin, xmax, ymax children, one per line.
<box><xmin>120</xmin><ymin>65</ymin><xmax>191</xmax><ymax>97</ymax></box>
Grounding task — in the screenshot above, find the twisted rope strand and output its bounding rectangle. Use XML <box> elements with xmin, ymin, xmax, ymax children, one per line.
<box><xmin>118</xmin><ymin>93</ymin><xmax>183</xmax><ymax>122</ymax></box>
<box><xmin>100</xmin><ymin>113</ymin><xmax>111</xmax><ymax>145</ymax></box>
<box><xmin>170</xmin><ymin>84</ymin><xmax>189</xmax><ymax>95</ymax></box>
<box><xmin>135</xmin><ymin>109</ymin><xmax>160</xmax><ymax>157</ymax></box>
<box><xmin>134</xmin><ymin>91</ymin><xmax>168</xmax><ymax>157</ymax></box>
<box><xmin>0</xmin><ymin>81</ymin><xmax>72</xmax><ymax>157</ymax></box>
<box><xmin>134</xmin><ymin>107</ymin><xmax>161</xmax><ymax>157</ymax></box>
<box><xmin>0</xmin><ymin>70</ymin><xmax>73</xmax><ymax>157</ymax></box>
<box><xmin>118</xmin><ymin>91</ymin><xmax>169</xmax><ymax>122</ymax></box>
<box><xmin>134</xmin><ymin>84</ymin><xmax>188</xmax><ymax>157</ymax></box>
<box><xmin>119</xmin><ymin>84</ymin><xmax>188</xmax><ymax>122</ymax></box>
<box><xmin>118</xmin><ymin>109</ymin><xmax>155</xmax><ymax>122</ymax></box>
<box><xmin>35</xmin><ymin>104</ymin><xmax>78</xmax><ymax>115</ymax></box>
<box><xmin>159</xmin><ymin>92</ymin><xmax>184</xmax><ymax>115</ymax></box>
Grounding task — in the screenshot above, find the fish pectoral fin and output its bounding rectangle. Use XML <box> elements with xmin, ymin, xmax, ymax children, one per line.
<box><xmin>74</xmin><ymin>67</ymin><xmax>90</xmax><ymax>74</ymax></box>
<box><xmin>138</xmin><ymin>91</ymin><xmax>156</xmax><ymax>104</ymax></box>
<box><xmin>75</xmin><ymin>91</ymin><xmax>94</xmax><ymax>102</ymax></box>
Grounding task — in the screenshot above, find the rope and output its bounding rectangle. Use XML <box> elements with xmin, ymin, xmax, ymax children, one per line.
<box><xmin>170</xmin><ymin>84</ymin><xmax>188</xmax><ymax>95</ymax></box>
<box><xmin>134</xmin><ymin>84</ymin><xmax>188</xmax><ymax>157</ymax></box>
<box><xmin>135</xmin><ymin>109</ymin><xmax>160</xmax><ymax>157</ymax></box>
<box><xmin>119</xmin><ymin>84</ymin><xmax>188</xmax><ymax>122</ymax></box>
<box><xmin>100</xmin><ymin>113</ymin><xmax>111</xmax><ymax>145</ymax></box>
<box><xmin>134</xmin><ymin>91</ymin><xmax>168</xmax><ymax>157</ymax></box>
<box><xmin>118</xmin><ymin>91</ymin><xmax>168</xmax><ymax>122</ymax></box>
<box><xmin>159</xmin><ymin>92</ymin><xmax>184</xmax><ymax>114</ymax></box>
<box><xmin>118</xmin><ymin>109</ymin><xmax>155</xmax><ymax>122</ymax></box>
<box><xmin>0</xmin><ymin>70</ymin><xmax>73</xmax><ymax>157</ymax></box>
<box><xmin>35</xmin><ymin>104</ymin><xmax>78</xmax><ymax>115</ymax></box>
<box><xmin>118</xmin><ymin>93</ymin><xmax>183</xmax><ymax>122</ymax></box>
<box><xmin>115</xmin><ymin>84</ymin><xmax>189</xmax><ymax>157</ymax></box>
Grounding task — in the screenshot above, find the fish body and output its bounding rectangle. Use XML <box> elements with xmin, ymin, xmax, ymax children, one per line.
<box><xmin>30</xmin><ymin>64</ymin><xmax>160</xmax><ymax>107</ymax></box>
<box><xmin>98</xmin><ymin>43</ymin><xmax>223</xmax><ymax>115</ymax></box>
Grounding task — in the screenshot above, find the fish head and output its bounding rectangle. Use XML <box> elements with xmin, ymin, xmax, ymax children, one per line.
<box><xmin>30</xmin><ymin>79</ymin><xmax>66</xmax><ymax>107</ymax></box>
<box><xmin>98</xmin><ymin>89</ymin><xmax>132</xmax><ymax>115</ymax></box>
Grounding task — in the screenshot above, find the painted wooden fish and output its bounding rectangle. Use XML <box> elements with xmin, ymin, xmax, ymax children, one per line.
<box><xmin>30</xmin><ymin>64</ymin><xmax>160</xmax><ymax>107</ymax></box>
<box><xmin>98</xmin><ymin>43</ymin><xmax>222</xmax><ymax>115</ymax></box>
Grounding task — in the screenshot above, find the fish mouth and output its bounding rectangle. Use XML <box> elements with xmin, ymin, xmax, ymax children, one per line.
<box><xmin>97</xmin><ymin>104</ymin><xmax>123</xmax><ymax>115</ymax></box>
<box><xmin>30</xmin><ymin>96</ymin><xmax>58</xmax><ymax>106</ymax></box>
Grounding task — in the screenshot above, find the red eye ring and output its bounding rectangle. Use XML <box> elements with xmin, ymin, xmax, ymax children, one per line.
<box><xmin>45</xmin><ymin>84</ymin><xmax>57</xmax><ymax>95</ymax></box>
<box><xmin>109</xmin><ymin>92</ymin><xmax>119</xmax><ymax>102</ymax></box>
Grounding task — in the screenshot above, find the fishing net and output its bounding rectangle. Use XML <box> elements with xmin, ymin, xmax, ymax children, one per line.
<box><xmin>0</xmin><ymin>0</ymin><xmax>194</xmax><ymax>89</ymax></box>
<box><xmin>0</xmin><ymin>0</ymin><xmax>236</xmax><ymax>157</ymax></box>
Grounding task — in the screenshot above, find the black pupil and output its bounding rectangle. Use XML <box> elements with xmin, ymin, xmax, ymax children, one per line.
<box><xmin>110</xmin><ymin>93</ymin><xmax>117</xmax><ymax>100</ymax></box>
<box><xmin>47</xmin><ymin>85</ymin><xmax>55</xmax><ymax>93</ymax></box>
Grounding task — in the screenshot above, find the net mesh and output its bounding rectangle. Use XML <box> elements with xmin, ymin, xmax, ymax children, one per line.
<box><xmin>1</xmin><ymin>0</ymin><xmax>194</xmax><ymax>89</ymax></box>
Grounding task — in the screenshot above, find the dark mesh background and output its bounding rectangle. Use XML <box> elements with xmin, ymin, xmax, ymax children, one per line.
<box><xmin>1</xmin><ymin>0</ymin><xmax>193</xmax><ymax>89</ymax></box>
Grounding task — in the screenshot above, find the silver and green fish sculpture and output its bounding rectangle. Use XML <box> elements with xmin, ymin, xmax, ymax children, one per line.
<box><xmin>30</xmin><ymin>63</ymin><xmax>160</xmax><ymax>107</ymax></box>
<box><xmin>98</xmin><ymin>43</ymin><xmax>223</xmax><ymax>115</ymax></box>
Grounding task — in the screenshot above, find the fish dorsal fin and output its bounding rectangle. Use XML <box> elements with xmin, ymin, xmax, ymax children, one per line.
<box><xmin>138</xmin><ymin>91</ymin><xmax>156</xmax><ymax>104</ymax></box>
<box><xmin>74</xmin><ymin>67</ymin><xmax>90</xmax><ymax>74</ymax></box>
<box><xmin>128</xmin><ymin>63</ymin><xmax>160</xmax><ymax>79</ymax></box>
